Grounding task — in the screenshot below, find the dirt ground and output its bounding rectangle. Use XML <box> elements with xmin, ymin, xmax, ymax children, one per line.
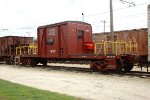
<box><xmin>0</xmin><ymin>64</ymin><xmax>150</xmax><ymax>100</ymax></box>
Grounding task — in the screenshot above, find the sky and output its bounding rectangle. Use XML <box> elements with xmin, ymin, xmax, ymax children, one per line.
<box><xmin>0</xmin><ymin>0</ymin><xmax>150</xmax><ymax>37</ymax></box>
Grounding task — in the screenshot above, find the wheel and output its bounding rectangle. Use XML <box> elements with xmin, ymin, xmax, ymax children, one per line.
<box><xmin>42</xmin><ymin>59</ymin><xmax>47</xmax><ymax>66</ymax></box>
<box><xmin>123</xmin><ymin>61</ymin><xmax>133</xmax><ymax>72</ymax></box>
<box><xmin>5</xmin><ymin>58</ymin><xmax>14</xmax><ymax>65</ymax></box>
<box><xmin>30</xmin><ymin>59</ymin><xmax>38</xmax><ymax>66</ymax></box>
<box><xmin>116</xmin><ymin>59</ymin><xmax>122</xmax><ymax>72</ymax></box>
<box><xmin>90</xmin><ymin>62</ymin><xmax>98</xmax><ymax>71</ymax></box>
<box><xmin>9</xmin><ymin>59</ymin><xmax>14</xmax><ymax>65</ymax></box>
<box><xmin>21</xmin><ymin>59</ymin><xmax>28</xmax><ymax>66</ymax></box>
<box><xmin>5</xmin><ymin>60</ymin><xmax>9</xmax><ymax>64</ymax></box>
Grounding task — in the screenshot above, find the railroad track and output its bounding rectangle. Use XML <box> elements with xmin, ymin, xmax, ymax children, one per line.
<box><xmin>43</xmin><ymin>65</ymin><xmax>92</xmax><ymax>73</ymax></box>
<box><xmin>32</xmin><ymin>65</ymin><xmax>150</xmax><ymax>78</ymax></box>
<box><xmin>125</xmin><ymin>71</ymin><xmax>150</xmax><ymax>77</ymax></box>
<box><xmin>2</xmin><ymin>63</ymin><xmax>150</xmax><ymax>78</ymax></box>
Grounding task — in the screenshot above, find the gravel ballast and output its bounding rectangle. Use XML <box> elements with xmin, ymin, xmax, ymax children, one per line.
<box><xmin>0</xmin><ymin>64</ymin><xmax>150</xmax><ymax>100</ymax></box>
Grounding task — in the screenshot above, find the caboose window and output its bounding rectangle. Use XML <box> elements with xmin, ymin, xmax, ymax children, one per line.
<box><xmin>16</xmin><ymin>39</ymin><xmax>20</xmax><ymax>44</ymax></box>
<box><xmin>78</xmin><ymin>30</ymin><xmax>83</xmax><ymax>39</ymax></box>
<box><xmin>47</xmin><ymin>38</ymin><xmax>54</xmax><ymax>45</ymax></box>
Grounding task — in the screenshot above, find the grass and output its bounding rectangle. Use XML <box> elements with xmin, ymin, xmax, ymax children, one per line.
<box><xmin>0</xmin><ymin>79</ymin><xmax>80</xmax><ymax>100</ymax></box>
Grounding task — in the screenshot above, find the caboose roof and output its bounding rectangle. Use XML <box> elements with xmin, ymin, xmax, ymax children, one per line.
<box><xmin>38</xmin><ymin>21</ymin><xmax>91</xmax><ymax>29</ymax></box>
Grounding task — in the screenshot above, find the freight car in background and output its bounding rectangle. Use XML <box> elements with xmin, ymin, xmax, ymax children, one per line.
<box><xmin>15</xmin><ymin>21</ymin><xmax>139</xmax><ymax>72</ymax></box>
<box><xmin>0</xmin><ymin>36</ymin><xmax>33</xmax><ymax>64</ymax></box>
<box><xmin>93</xmin><ymin>28</ymin><xmax>148</xmax><ymax>63</ymax></box>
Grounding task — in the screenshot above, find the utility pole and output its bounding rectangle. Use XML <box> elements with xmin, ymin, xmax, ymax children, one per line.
<box><xmin>110</xmin><ymin>0</ymin><xmax>114</xmax><ymax>41</ymax></box>
<box><xmin>101</xmin><ymin>20</ymin><xmax>107</xmax><ymax>33</ymax></box>
<box><xmin>109</xmin><ymin>0</ymin><xmax>135</xmax><ymax>41</ymax></box>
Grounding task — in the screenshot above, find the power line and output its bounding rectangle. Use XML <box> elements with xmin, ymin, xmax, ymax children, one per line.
<box><xmin>88</xmin><ymin>12</ymin><xmax>147</xmax><ymax>25</ymax></box>
<box><xmin>93</xmin><ymin>25</ymin><xmax>110</xmax><ymax>28</ymax></box>
<box><xmin>1</xmin><ymin>2</ymin><xmax>149</xmax><ymax>33</ymax></box>
<box><xmin>6</xmin><ymin>2</ymin><xmax>149</xmax><ymax>31</ymax></box>
<box><xmin>115</xmin><ymin>12</ymin><xmax>147</xmax><ymax>20</ymax></box>
<box><xmin>120</xmin><ymin>0</ymin><xmax>136</xmax><ymax>7</ymax></box>
<box><xmin>73</xmin><ymin>2</ymin><xmax>150</xmax><ymax>20</ymax></box>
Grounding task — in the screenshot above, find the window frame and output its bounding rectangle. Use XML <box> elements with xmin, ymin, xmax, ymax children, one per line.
<box><xmin>47</xmin><ymin>38</ymin><xmax>54</xmax><ymax>45</ymax></box>
<box><xmin>77</xmin><ymin>30</ymin><xmax>84</xmax><ymax>39</ymax></box>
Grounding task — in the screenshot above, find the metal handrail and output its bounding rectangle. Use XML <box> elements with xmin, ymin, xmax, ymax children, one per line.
<box><xmin>16</xmin><ymin>43</ymin><xmax>37</xmax><ymax>55</ymax></box>
<box><xmin>94</xmin><ymin>40</ymin><xmax>138</xmax><ymax>56</ymax></box>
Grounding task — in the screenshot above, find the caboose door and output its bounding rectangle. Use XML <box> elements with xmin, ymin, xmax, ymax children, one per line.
<box><xmin>46</xmin><ymin>27</ymin><xmax>60</xmax><ymax>58</ymax></box>
<box><xmin>77</xmin><ymin>30</ymin><xmax>84</xmax><ymax>54</ymax></box>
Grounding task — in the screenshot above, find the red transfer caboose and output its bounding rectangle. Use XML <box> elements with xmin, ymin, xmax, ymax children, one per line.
<box><xmin>37</xmin><ymin>21</ymin><xmax>94</xmax><ymax>58</ymax></box>
<box><xmin>18</xmin><ymin>21</ymin><xmax>94</xmax><ymax>66</ymax></box>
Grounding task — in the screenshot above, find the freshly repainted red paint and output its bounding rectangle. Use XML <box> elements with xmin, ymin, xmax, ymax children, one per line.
<box><xmin>37</xmin><ymin>21</ymin><xmax>93</xmax><ymax>59</ymax></box>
